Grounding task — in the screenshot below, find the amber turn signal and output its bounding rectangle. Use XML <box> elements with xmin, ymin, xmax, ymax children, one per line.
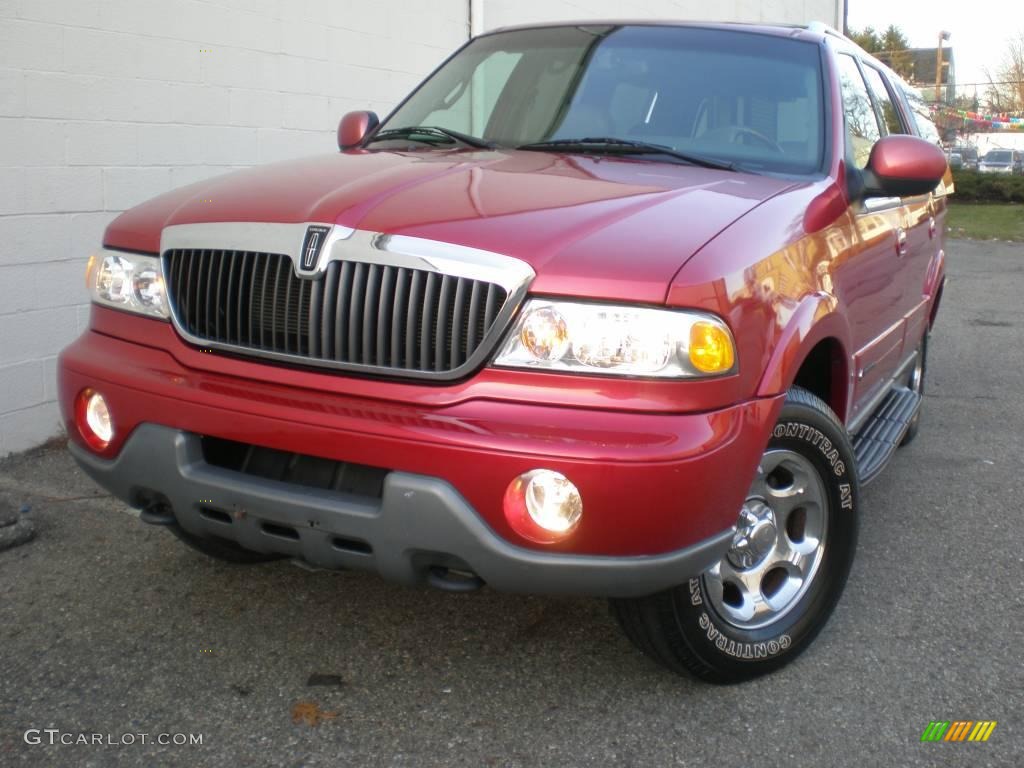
<box><xmin>688</xmin><ymin>321</ymin><xmax>735</xmax><ymax>374</ymax></box>
<box><xmin>84</xmin><ymin>253</ymin><xmax>97</xmax><ymax>289</ymax></box>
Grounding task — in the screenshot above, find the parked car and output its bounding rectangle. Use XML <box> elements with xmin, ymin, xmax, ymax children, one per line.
<box><xmin>947</xmin><ymin>145</ymin><xmax>979</xmax><ymax>171</ymax></box>
<box><xmin>979</xmin><ymin>148</ymin><xmax>1024</xmax><ymax>174</ymax></box>
<box><xmin>59</xmin><ymin>21</ymin><xmax>949</xmax><ymax>683</ymax></box>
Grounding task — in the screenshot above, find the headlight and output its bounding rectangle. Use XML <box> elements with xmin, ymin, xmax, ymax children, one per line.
<box><xmin>494</xmin><ymin>299</ymin><xmax>736</xmax><ymax>378</ymax></box>
<box><xmin>86</xmin><ymin>249</ymin><xmax>169</xmax><ymax>319</ymax></box>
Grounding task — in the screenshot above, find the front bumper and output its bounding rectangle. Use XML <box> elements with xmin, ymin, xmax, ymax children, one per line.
<box><xmin>59</xmin><ymin>315</ymin><xmax>783</xmax><ymax>596</ymax></box>
<box><xmin>70</xmin><ymin>424</ymin><xmax>733</xmax><ymax>597</ymax></box>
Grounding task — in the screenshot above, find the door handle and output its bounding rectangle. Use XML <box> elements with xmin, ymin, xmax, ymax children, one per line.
<box><xmin>896</xmin><ymin>227</ymin><xmax>908</xmax><ymax>257</ymax></box>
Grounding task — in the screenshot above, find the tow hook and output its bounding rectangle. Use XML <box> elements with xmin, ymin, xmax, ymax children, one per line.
<box><xmin>426</xmin><ymin>566</ymin><xmax>485</xmax><ymax>593</ymax></box>
<box><xmin>139</xmin><ymin>501</ymin><xmax>176</xmax><ymax>526</ymax></box>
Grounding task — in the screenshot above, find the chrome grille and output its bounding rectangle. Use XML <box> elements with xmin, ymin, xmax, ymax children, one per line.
<box><xmin>164</xmin><ymin>248</ymin><xmax>510</xmax><ymax>375</ymax></box>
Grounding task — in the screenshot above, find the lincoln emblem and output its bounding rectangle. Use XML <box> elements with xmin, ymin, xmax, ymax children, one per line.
<box><xmin>300</xmin><ymin>225</ymin><xmax>331</xmax><ymax>271</ymax></box>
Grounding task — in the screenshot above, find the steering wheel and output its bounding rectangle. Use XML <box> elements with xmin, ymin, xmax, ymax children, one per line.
<box><xmin>704</xmin><ymin>125</ymin><xmax>785</xmax><ymax>154</ymax></box>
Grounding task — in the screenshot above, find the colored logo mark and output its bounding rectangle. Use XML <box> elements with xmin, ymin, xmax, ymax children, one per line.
<box><xmin>921</xmin><ymin>721</ymin><xmax>997</xmax><ymax>742</ymax></box>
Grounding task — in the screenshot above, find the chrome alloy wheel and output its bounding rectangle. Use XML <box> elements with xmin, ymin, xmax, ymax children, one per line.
<box><xmin>703</xmin><ymin>450</ymin><xmax>829</xmax><ymax>630</ymax></box>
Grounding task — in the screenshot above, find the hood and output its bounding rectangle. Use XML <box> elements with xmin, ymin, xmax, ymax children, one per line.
<box><xmin>105</xmin><ymin>149</ymin><xmax>799</xmax><ymax>303</ymax></box>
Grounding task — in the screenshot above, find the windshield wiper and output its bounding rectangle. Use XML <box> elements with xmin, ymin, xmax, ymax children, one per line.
<box><xmin>366</xmin><ymin>126</ymin><xmax>496</xmax><ymax>149</ymax></box>
<box><xmin>517</xmin><ymin>137</ymin><xmax>736</xmax><ymax>171</ymax></box>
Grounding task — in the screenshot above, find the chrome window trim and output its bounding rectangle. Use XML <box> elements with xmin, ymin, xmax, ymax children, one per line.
<box><xmin>159</xmin><ymin>222</ymin><xmax>535</xmax><ymax>381</ymax></box>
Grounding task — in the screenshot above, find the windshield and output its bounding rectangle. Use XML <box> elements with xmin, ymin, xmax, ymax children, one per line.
<box><xmin>985</xmin><ymin>151</ymin><xmax>1012</xmax><ymax>162</ymax></box>
<box><xmin>378</xmin><ymin>25</ymin><xmax>826</xmax><ymax>175</ymax></box>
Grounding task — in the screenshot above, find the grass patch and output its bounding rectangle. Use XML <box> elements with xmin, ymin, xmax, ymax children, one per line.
<box><xmin>947</xmin><ymin>203</ymin><xmax>1024</xmax><ymax>242</ymax></box>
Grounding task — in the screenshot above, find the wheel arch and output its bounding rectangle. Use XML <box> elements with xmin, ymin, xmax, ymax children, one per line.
<box><xmin>756</xmin><ymin>294</ymin><xmax>853</xmax><ymax>424</ymax></box>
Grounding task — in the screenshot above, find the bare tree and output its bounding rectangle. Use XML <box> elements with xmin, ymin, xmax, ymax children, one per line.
<box><xmin>984</xmin><ymin>34</ymin><xmax>1024</xmax><ymax>113</ymax></box>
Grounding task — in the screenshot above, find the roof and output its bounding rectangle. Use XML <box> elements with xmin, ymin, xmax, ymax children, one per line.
<box><xmin>480</xmin><ymin>19</ymin><xmax>832</xmax><ymax>44</ymax></box>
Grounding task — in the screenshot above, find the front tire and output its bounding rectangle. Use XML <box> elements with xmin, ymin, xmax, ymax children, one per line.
<box><xmin>611</xmin><ymin>387</ymin><xmax>859</xmax><ymax>683</ymax></box>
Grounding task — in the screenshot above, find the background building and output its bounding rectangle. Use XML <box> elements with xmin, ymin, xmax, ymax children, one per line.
<box><xmin>876</xmin><ymin>46</ymin><xmax>956</xmax><ymax>104</ymax></box>
<box><xmin>0</xmin><ymin>0</ymin><xmax>844</xmax><ymax>456</ymax></box>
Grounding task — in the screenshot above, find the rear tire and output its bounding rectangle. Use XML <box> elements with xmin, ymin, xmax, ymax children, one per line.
<box><xmin>900</xmin><ymin>335</ymin><xmax>927</xmax><ymax>446</ymax></box>
<box><xmin>610</xmin><ymin>387</ymin><xmax>859</xmax><ymax>683</ymax></box>
<box><xmin>169</xmin><ymin>525</ymin><xmax>282</xmax><ymax>564</ymax></box>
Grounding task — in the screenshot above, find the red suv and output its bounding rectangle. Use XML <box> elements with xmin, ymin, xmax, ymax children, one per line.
<box><xmin>59</xmin><ymin>21</ymin><xmax>949</xmax><ymax>682</ymax></box>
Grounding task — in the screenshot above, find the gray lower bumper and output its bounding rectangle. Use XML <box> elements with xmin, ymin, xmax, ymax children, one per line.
<box><xmin>69</xmin><ymin>424</ymin><xmax>732</xmax><ymax>597</ymax></box>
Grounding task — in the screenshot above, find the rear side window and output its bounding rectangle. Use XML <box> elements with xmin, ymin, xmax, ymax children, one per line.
<box><xmin>901</xmin><ymin>87</ymin><xmax>941</xmax><ymax>145</ymax></box>
<box><xmin>862</xmin><ymin>66</ymin><xmax>905</xmax><ymax>136</ymax></box>
<box><xmin>836</xmin><ymin>54</ymin><xmax>881</xmax><ymax>169</ymax></box>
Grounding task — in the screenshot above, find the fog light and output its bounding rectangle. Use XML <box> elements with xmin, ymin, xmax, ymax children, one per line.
<box><xmin>76</xmin><ymin>389</ymin><xmax>113</xmax><ymax>450</ymax></box>
<box><xmin>503</xmin><ymin>469</ymin><xmax>582</xmax><ymax>543</ymax></box>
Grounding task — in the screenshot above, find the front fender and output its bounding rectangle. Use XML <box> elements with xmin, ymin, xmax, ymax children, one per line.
<box><xmin>756</xmin><ymin>293</ymin><xmax>852</xmax><ymax>407</ymax></box>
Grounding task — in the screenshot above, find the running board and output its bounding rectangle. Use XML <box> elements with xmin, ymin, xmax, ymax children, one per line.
<box><xmin>850</xmin><ymin>385</ymin><xmax>921</xmax><ymax>484</ymax></box>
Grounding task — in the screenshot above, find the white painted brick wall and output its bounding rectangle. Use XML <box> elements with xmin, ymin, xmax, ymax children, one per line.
<box><xmin>0</xmin><ymin>0</ymin><xmax>469</xmax><ymax>456</ymax></box>
<box><xmin>0</xmin><ymin>0</ymin><xmax>836</xmax><ymax>456</ymax></box>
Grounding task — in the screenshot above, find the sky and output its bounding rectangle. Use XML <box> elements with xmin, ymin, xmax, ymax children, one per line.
<box><xmin>846</xmin><ymin>0</ymin><xmax>1019</xmax><ymax>98</ymax></box>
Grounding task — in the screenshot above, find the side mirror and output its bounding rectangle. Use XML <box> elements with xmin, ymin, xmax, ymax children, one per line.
<box><xmin>863</xmin><ymin>135</ymin><xmax>948</xmax><ymax>198</ymax></box>
<box><xmin>338</xmin><ymin>111</ymin><xmax>379</xmax><ymax>150</ymax></box>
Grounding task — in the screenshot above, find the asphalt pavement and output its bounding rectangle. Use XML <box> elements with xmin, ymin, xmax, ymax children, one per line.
<box><xmin>1</xmin><ymin>239</ymin><xmax>1021</xmax><ymax>767</ymax></box>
